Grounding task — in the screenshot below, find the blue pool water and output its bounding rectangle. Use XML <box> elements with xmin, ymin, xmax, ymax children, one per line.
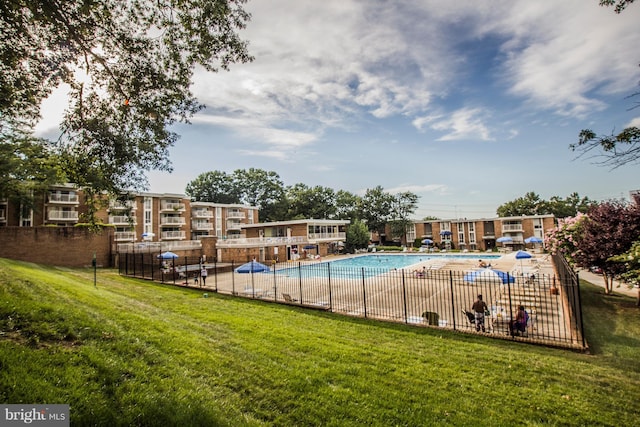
<box><xmin>275</xmin><ymin>253</ymin><xmax>500</xmax><ymax>279</ymax></box>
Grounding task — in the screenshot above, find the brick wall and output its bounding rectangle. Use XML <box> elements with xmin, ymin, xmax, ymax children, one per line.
<box><xmin>0</xmin><ymin>227</ymin><xmax>113</xmax><ymax>267</ymax></box>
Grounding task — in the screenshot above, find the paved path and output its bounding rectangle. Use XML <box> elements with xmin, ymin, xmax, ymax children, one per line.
<box><xmin>577</xmin><ymin>269</ymin><xmax>639</xmax><ymax>299</ymax></box>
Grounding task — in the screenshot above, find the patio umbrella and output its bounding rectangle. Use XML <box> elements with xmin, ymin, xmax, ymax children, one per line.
<box><xmin>235</xmin><ymin>260</ymin><xmax>271</xmax><ymax>274</ymax></box>
<box><xmin>524</xmin><ymin>236</ymin><xmax>543</xmax><ymax>244</ymax></box>
<box><xmin>464</xmin><ymin>269</ymin><xmax>515</xmax><ymax>284</ymax></box>
<box><xmin>496</xmin><ymin>236</ymin><xmax>513</xmax><ymax>243</ymax></box>
<box><xmin>421</xmin><ymin>239</ymin><xmax>433</xmax><ymax>245</ymax></box>
<box><xmin>515</xmin><ymin>250</ymin><xmax>532</xmax><ymax>273</ymax></box>
<box><xmin>440</xmin><ymin>230</ymin><xmax>452</xmax><ymax>236</ymax></box>
<box><xmin>157</xmin><ymin>251</ymin><xmax>178</xmax><ymax>259</ymax></box>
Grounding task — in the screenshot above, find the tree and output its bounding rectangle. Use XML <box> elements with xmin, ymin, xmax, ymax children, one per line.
<box><xmin>334</xmin><ymin>190</ymin><xmax>362</xmax><ymax>222</ymax></box>
<box><xmin>359</xmin><ymin>186</ymin><xmax>395</xmax><ymax>238</ymax></box>
<box><xmin>233</xmin><ymin>168</ymin><xmax>287</xmax><ymax>222</ymax></box>
<box><xmin>0</xmin><ymin>133</ymin><xmax>64</xmax><ymax>210</ymax></box>
<box><xmin>388</xmin><ymin>192</ymin><xmax>419</xmax><ymax>245</ymax></box>
<box><xmin>571</xmin><ymin>127</ymin><xmax>640</xmax><ymax>169</ymax></box>
<box><xmin>609</xmin><ymin>241</ymin><xmax>640</xmax><ymax>306</ymax></box>
<box><xmin>599</xmin><ymin>0</ymin><xmax>636</xmax><ymax>13</ymax></box>
<box><xmin>497</xmin><ymin>192</ymin><xmax>595</xmax><ymax>218</ymax></box>
<box><xmin>286</xmin><ymin>184</ymin><xmax>337</xmax><ymax>220</ymax></box>
<box><xmin>185</xmin><ymin>171</ymin><xmax>240</xmax><ymax>204</ymax></box>
<box><xmin>576</xmin><ymin>199</ymin><xmax>640</xmax><ymax>294</ymax></box>
<box><xmin>1</xmin><ymin>0</ymin><xmax>252</xmax><ymax>201</ymax></box>
<box><xmin>496</xmin><ymin>192</ymin><xmax>549</xmax><ymax>217</ymax></box>
<box><xmin>345</xmin><ymin>220</ymin><xmax>370</xmax><ymax>253</ymax></box>
<box><xmin>547</xmin><ymin>193</ymin><xmax>596</xmax><ymax>218</ymax></box>
<box><xmin>546</xmin><ymin>198</ymin><xmax>640</xmax><ymax>295</ymax></box>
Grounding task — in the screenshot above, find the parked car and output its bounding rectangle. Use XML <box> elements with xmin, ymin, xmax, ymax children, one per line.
<box><xmin>589</xmin><ymin>266</ymin><xmax>603</xmax><ymax>274</ymax></box>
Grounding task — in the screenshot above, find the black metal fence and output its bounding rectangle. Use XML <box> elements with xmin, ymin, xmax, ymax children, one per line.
<box><xmin>118</xmin><ymin>253</ymin><xmax>585</xmax><ymax>350</ymax></box>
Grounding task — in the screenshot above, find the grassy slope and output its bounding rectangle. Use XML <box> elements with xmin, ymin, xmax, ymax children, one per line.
<box><xmin>0</xmin><ymin>258</ymin><xmax>639</xmax><ymax>426</ymax></box>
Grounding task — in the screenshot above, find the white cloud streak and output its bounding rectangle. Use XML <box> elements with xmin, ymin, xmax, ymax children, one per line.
<box><xmin>189</xmin><ymin>0</ymin><xmax>638</xmax><ymax>152</ymax></box>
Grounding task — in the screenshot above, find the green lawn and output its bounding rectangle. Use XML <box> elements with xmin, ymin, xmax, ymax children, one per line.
<box><xmin>1</xmin><ymin>258</ymin><xmax>639</xmax><ymax>426</ymax></box>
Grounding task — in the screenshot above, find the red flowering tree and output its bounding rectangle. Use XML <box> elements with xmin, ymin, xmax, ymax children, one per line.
<box><xmin>546</xmin><ymin>197</ymin><xmax>640</xmax><ymax>296</ymax></box>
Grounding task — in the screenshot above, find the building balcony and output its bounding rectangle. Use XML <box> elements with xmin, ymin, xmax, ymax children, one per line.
<box><xmin>308</xmin><ymin>232</ymin><xmax>346</xmax><ymax>241</ymax></box>
<box><xmin>218</xmin><ymin>236</ymin><xmax>305</xmax><ymax>246</ymax></box>
<box><xmin>47</xmin><ymin>194</ymin><xmax>79</xmax><ymax>204</ymax></box>
<box><xmin>502</xmin><ymin>224</ymin><xmax>524</xmax><ymax>232</ymax></box>
<box><xmin>192</xmin><ymin>222</ymin><xmax>213</xmax><ymax>231</ymax></box>
<box><xmin>160</xmin><ymin>202</ymin><xmax>185</xmax><ymax>212</ymax></box>
<box><xmin>161</xmin><ymin>231</ymin><xmax>186</xmax><ymax>240</ymax></box>
<box><xmin>109</xmin><ymin>215</ymin><xmax>136</xmax><ymax>225</ymax></box>
<box><xmin>114</xmin><ymin>231</ymin><xmax>137</xmax><ymax>241</ymax></box>
<box><xmin>192</xmin><ymin>209</ymin><xmax>213</xmax><ymax>218</ymax></box>
<box><xmin>108</xmin><ymin>200</ymin><xmax>137</xmax><ymax>211</ymax></box>
<box><xmin>226</xmin><ymin>222</ymin><xmax>243</xmax><ymax>230</ymax></box>
<box><xmin>47</xmin><ymin>210</ymin><xmax>79</xmax><ymax>221</ymax></box>
<box><xmin>226</xmin><ymin>211</ymin><xmax>246</xmax><ymax>219</ymax></box>
<box><xmin>160</xmin><ymin>216</ymin><xmax>186</xmax><ymax>226</ymax></box>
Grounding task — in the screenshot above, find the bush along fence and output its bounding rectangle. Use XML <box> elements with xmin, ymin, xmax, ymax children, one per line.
<box><xmin>118</xmin><ymin>253</ymin><xmax>586</xmax><ymax>350</ymax></box>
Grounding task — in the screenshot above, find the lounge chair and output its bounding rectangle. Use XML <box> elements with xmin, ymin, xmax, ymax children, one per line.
<box><xmin>462</xmin><ymin>309</ymin><xmax>476</xmax><ymax>326</ymax></box>
<box><xmin>282</xmin><ymin>293</ymin><xmax>298</xmax><ymax>303</ymax></box>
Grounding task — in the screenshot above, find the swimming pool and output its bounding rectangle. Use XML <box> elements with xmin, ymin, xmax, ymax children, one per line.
<box><xmin>275</xmin><ymin>253</ymin><xmax>500</xmax><ymax>279</ymax></box>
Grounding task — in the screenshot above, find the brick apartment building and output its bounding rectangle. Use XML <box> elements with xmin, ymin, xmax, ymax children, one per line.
<box><xmin>381</xmin><ymin>215</ymin><xmax>555</xmax><ymax>251</ymax></box>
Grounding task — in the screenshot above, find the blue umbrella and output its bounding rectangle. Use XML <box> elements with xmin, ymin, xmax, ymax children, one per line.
<box><xmin>464</xmin><ymin>269</ymin><xmax>515</xmax><ymax>284</ymax></box>
<box><xmin>440</xmin><ymin>230</ymin><xmax>452</xmax><ymax>236</ymax></box>
<box><xmin>515</xmin><ymin>250</ymin><xmax>533</xmax><ymax>273</ymax></box>
<box><xmin>421</xmin><ymin>239</ymin><xmax>433</xmax><ymax>245</ymax></box>
<box><xmin>235</xmin><ymin>260</ymin><xmax>271</xmax><ymax>273</ymax></box>
<box><xmin>524</xmin><ymin>236</ymin><xmax>543</xmax><ymax>244</ymax></box>
<box><xmin>496</xmin><ymin>236</ymin><xmax>513</xmax><ymax>243</ymax></box>
<box><xmin>157</xmin><ymin>251</ymin><xmax>178</xmax><ymax>259</ymax></box>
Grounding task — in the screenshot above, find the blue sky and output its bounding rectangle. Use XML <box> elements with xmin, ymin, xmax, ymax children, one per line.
<box><xmin>37</xmin><ymin>0</ymin><xmax>640</xmax><ymax>219</ymax></box>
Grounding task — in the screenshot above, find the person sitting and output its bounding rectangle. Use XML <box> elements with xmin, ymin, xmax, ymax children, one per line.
<box><xmin>414</xmin><ymin>266</ymin><xmax>427</xmax><ymax>278</ymax></box>
<box><xmin>478</xmin><ymin>259</ymin><xmax>488</xmax><ymax>268</ymax></box>
<box><xmin>510</xmin><ymin>305</ymin><xmax>529</xmax><ymax>336</ymax></box>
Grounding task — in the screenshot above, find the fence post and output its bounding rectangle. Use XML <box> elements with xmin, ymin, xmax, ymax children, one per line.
<box><xmin>213</xmin><ymin>260</ymin><xmax>218</xmax><ymax>292</ymax></box>
<box><xmin>298</xmin><ymin>262</ymin><xmax>303</xmax><ymax>303</ymax></box>
<box><xmin>506</xmin><ymin>274</ymin><xmax>514</xmax><ymax>338</ymax></box>
<box><xmin>231</xmin><ymin>261</ymin><xmax>236</xmax><ymax>295</ymax></box>
<box><xmin>402</xmin><ymin>270</ymin><xmax>408</xmax><ymax>323</ymax></box>
<box><xmin>576</xmin><ymin>271</ymin><xmax>586</xmax><ymax>348</ymax></box>
<box><xmin>327</xmin><ymin>262</ymin><xmax>333</xmax><ymax>311</ymax></box>
<box><xmin>449</xmin><ymin>270</ymin><xmax>457</xmax><ymax>330</ymax></box>
<box><xmin>362</xmin><ymin>267</ymin><xmax>367</xmax><ymax>318</ymax></box>
<box><xmin>272</xmin><ymin>261</ymin><xmax>277</xmax><ymax>300</ymax></box>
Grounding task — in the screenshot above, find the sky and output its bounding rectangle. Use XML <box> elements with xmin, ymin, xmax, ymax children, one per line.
<box><xmin>36</xmin><ymin>0</ymin><xmax>640</xmax><ymax>219</ymax></box>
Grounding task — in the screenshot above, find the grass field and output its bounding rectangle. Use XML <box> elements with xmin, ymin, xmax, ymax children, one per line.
<box><xmin>1</xmin><ymin>258</ymin><xmax>639</xmax><ymax>426</ymax></box>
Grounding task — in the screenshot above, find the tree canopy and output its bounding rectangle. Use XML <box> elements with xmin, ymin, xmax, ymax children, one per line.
<box><xmin>599</xmin><ymin>0</ymin><xmax>636</xmax><ymax>13</ymax></box>
<box><xmin>496</xmin><ymin>192</ymin><xmax>595</xmax><ymax>218</ymax></box>
<box><xmin>1</xmin><ymin>0</ymin><xmax>252</xmax><ymax>200</ymax></box>
<box><xmin>546</xmin><ymin>195</ymin><xmax>640</xmax><ymax>298</ymax></box>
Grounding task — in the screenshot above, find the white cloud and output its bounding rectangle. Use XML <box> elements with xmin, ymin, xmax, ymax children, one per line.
<box><xmin>626</xmin><ymin>117</ymin><xmax>640</xmax><ymax>128</ymax></box>
<box><xmin>482</xmin><ymin>1</ymin><xmax>639</xmax><ymax>117</ymax></box>
<box><xmin>386</xmin><ymin>184</ymin><xmax>449</xmax><ymax>195</ymax></box>
<box><xmin>413</xmin><ymin>107</ymin><xmax>492</xmax><ymax>141</ymax></box>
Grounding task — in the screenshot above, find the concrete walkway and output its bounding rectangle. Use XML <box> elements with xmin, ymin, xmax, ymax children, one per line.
<box><xmin>577</xmin><ymin>269</ymin><xmax>639</xmax><ymax>299</ymax></box>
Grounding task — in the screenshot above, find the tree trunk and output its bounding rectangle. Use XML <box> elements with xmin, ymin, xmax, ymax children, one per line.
<box><xmin>602</xmin><ymin>272</ymin><xmax>613</xmax><ymax>294</ymax></box>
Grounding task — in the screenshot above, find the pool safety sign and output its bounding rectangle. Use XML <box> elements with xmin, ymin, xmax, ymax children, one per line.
<box><xmin>1</xmin><ymin>405</ymin><xmax>69</xmax><ymax>426</ymax></box>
